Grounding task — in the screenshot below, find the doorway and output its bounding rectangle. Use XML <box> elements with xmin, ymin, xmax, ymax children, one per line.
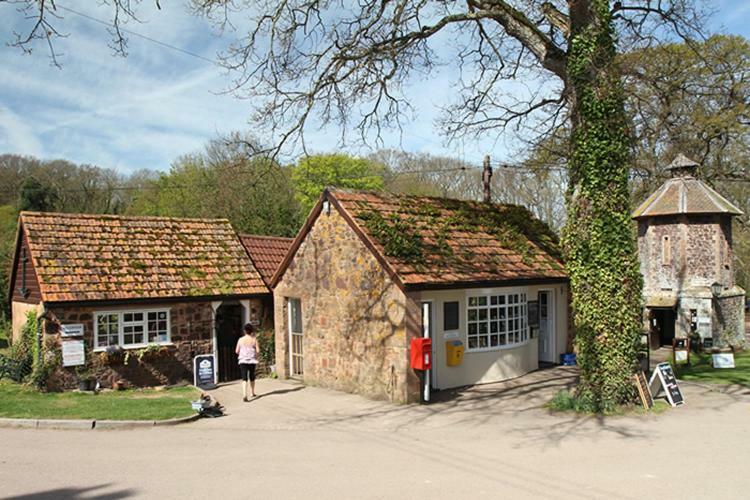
<box><xmin>650</xmin><ymin>308</ymin><xmax>676</xmax><ymax>347</ymax></box>
<box><xmin>216</xmin><ymin>304</ymin><xmax>244</xmax><ymax>382</ymax></box>
<box><xmin>288</xmin><ymin>298</ymin><xmax>303</xmax><ymax>378</ymax></box>
<box><xmin>538</xmin><ymin>291</ymin><xmax>555</xmax><ymax>363</ymax></box>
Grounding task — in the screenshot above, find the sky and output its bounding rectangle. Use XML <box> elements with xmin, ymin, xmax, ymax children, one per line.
<box><xmin>0</xmin><ymin>1</ymin><xmax>749</xmax><ymax>176</ymax></box>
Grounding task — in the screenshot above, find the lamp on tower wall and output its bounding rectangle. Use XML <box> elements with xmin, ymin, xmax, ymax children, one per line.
<box><xmin>711</xmin><ymin>282</ymin><xmax>723</xmax><ymax>297</ymax></box>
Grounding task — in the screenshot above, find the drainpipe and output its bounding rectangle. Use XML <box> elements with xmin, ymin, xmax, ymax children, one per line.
<box><xmin>35</xmin><ymin>307</ymin><xmax>51</xmax><ymax>367</ymax></box>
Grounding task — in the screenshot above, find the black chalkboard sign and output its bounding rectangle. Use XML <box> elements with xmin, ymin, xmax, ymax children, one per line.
<box><xmin>703</xmin><ymin>337</ymin><xmax>714</xmax><ymax>350</ymax></box>
<box><xmin>649</xmin><ymin>362</ymin><xmax>684</xmax><ymax>407</ymax></box>
<box><xmin>193</xmin><ymin>354</ymin><xmax>216</xmax><ymax>389</ymax></box>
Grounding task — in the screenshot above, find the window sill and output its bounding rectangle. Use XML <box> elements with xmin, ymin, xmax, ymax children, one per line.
<box><xmin>465</xmin><ymin>341</ymin><xmax>530</xmax><ymax>353</ymax></box>
<box><xmin>93</xmin><ymin>342</ymin><xmax>174</xmax><ymax>353</ymax></box>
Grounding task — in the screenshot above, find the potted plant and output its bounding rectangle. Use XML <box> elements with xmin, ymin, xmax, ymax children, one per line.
<box><xmin>75</xmin><ymin>365</ymin><xmax>95</xmax><ymax>391</ymax></box>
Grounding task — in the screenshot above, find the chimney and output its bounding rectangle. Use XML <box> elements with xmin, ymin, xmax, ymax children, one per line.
<box><xmin>667</xmin><ymin>154</ymin><xmax>699</xmax><ymax>178</ymax></box>
<box><xmin>482</xmin><ymin>155</ymin><xmax>492</xmax><ymax>203</ymax></box>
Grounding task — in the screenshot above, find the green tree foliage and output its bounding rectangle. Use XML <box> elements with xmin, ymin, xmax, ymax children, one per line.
<box><xmin>291</xmin><ymin>154</ymin><xmax>386</xmax><ymax>213</ymax></box>
<box><xmin>0</xmin><ymin>205</ymin><xmax>18</xmax><ymax>317</ymax></box>
<box><xmin>130</xmin><ymin>136</ymin><xmax>303</xmax><ymax>237</ymax></box>
<box><xmin>18</xmin><ymin>177</ymin><xmax>58</xmax><ymax>212</ymax></box>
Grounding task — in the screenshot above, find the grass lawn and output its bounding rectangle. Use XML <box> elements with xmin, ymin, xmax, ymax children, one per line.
<box><xmin>674</xmin><ymin>350</ymin><xmax>750</xmax><ymax>388</ymax></box>
<box><xmin>0</xmin><ymin>380</ymin><xmax>201</xmax><ymax>420</ymax></box>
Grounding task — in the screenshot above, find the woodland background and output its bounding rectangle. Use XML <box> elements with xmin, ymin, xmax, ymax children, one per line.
<box><xmin>1</xmin><ymin>35</ymin><xmax>748</xmax><ymax>322</ymax></box>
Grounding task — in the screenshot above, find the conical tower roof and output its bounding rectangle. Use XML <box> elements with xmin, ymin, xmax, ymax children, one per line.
<box><xmin>633</xmin><ymin>155</ymin><xmax>744</xmax><ymax>219</ymax></box>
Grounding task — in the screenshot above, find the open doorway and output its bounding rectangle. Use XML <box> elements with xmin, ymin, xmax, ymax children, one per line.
<box><xmin>650</xmin><ymin>308</ymin><xmax>676</xmax><ymax>347</ymax></box>
<box><xmin>216</xmin><ymin>304</ymin><xmax>245</xmax><ymax>382</ymax></box>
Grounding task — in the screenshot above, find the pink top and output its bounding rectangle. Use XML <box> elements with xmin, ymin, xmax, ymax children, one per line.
<box><xmin>237</xmin><ymin>342</ymin><xmax>258</xmax><ymax>365</ymax></box>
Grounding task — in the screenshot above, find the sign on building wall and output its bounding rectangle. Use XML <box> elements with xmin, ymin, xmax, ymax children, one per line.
<box><xmin>60</xmin><ymin>324</ymin><xmax>84</xmax><ymax>337</ymax></box>
<box><xmin>62</xmin><ymin>340</ymin><xmax>85</xmax><ymax>367</ymax></box>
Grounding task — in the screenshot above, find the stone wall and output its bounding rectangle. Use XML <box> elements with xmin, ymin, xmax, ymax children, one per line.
<box><xmin>45</xmin><ymin>301</ymin><xmax>223</xmax><ymax>390</ymax></box>
<box><xmin>638</xmin><ymin>215</ymin><xmax>734</xmax><ymax>293</ymax></box>
<box><xmin>714</xmin><ymin>293</ymin><xmax>746</xmax><ymax>348</ymax></box>
<box><xmin>274</xmin><ymin>206</ymin><xmax>420</xmax><ymax>403</ymax></box>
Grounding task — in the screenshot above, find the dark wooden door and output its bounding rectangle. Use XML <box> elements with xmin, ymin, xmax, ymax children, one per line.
<box><xmin>654</xmin><ymin>309</ymin><xmax>676</xmax><ymax>347</ymax></box>
<box><xmin>217</xmin><ymin>304</ymin><xmax>244</xmax><ymax>382</ymax></box>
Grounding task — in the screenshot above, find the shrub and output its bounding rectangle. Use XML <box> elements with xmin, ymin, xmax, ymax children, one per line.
<box><xmin>257</xmin><ymin>330</ymin><xmax>275</xmax><ymax>365</ymax></box>
<box><xmin>548</xmin><ymin>390</ymin><xmax>600</xmax><ymax>414</ymax></box>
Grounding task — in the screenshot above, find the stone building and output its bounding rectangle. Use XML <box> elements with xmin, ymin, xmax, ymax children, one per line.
<box><xmin>633</xmin><ymin>155</ymin><xmax>746</xmax><ymax>348</ymax></box>
<box><xmin>272</xmin><ymin>189</ymin><xmax>570</xmax><ymax>403</ymax></box>
<box><xmin>8</xmin><ymin>212</ymin><xmax>274</xmax><ymax>389</ymax></box>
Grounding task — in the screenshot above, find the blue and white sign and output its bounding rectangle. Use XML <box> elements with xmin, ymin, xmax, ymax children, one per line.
<box><xmin>193</xmin><ymin>354</ymin><xmax>216</xmax><ymax>389</ymax></box>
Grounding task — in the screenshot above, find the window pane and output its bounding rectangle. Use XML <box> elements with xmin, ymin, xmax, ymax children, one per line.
<box><xmin>479</xmin><ymin>336</ymin><xmax>488</xmax><ymax>348</ymax></box>
<box><xmin>289</xmin><ymin>298</ymin><xmax>302</xmax><ymax>333</ymax></box>
<box><xmin>468</xmin><ymin>297</ymin><xmax>478</xmax><ymax>307</ymax></box>
<box><xmin>478</xmin><ymin>323</ymin><xmax>488</xmax><ymax>334</ymax></box>
<box><xmin>468</xmin><ymin>337</ymin><xmax>477</xmax><ymax>349</ymax></box>
<box><xmin>444</xmin><ymin>302</ymin><xmax>459</xmax><ymax>331</ymax></box>
<box><xmin>147</xmin><ymin>310</ymin><xmax>170</xmax><ymax>343</ymax></box>
<box><xmin>478</xmin><ymin>309</ymin><xmax>487</xmax><ymax>321</ymax></box>
<box><xmin>490</xmin><ymin>321</ymin><xmax>498</xmax><ymax>333</ymax></box>
<box><xmin>490</xmin><ymin>296</ymin><xmax>498</xmax><ymax>305</ymax></box>
<box><xmin>490</xmin><ymin>335</ymin><xmax>499</xmax><ymax>347</ymax></box>
<box><xmin>468</xmin><ymin>323</ymin><xmax>477</xmax><ymax>335</ymax></box>
<box><xmin>468</xmin><ymin>309</ymin><xmax>477</xmax><ymax>322</ymax></box>
<box><xmin>498</xmin><ymin>296</ymin><xmax>505</xmax><ymax>305</ymax></box>
<box><xmin>490</xmin><ymin>308</ymin><xmax>498</xmax><ymax>320</ymax></box>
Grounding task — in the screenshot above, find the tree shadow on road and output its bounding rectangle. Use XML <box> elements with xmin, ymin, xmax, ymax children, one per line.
<box><xmin>7</xmin><ymin>484</ymin><xmax>136</xmax><ymax>500</ymax></box>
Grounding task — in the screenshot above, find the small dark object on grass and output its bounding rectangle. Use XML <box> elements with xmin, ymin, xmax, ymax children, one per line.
<box><xmin>193</xmin><ymin>394</ymin><xmax>224</xmax><ymax>418</ymax></box>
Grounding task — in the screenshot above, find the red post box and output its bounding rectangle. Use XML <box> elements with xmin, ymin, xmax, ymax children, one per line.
<box><xmin>410</xmin><ymin>338</ymin><xmax>432</xmax><ymax>370</ymax></box>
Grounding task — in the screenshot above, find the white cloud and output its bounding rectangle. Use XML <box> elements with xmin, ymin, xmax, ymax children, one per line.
<box><xmin>0</xmin><ymin>104</ymin><xmax>44</xmax><ymax>156</ymax></box>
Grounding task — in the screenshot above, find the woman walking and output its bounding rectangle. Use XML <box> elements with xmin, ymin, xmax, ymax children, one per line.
<box><xmin>236</xmin><ymin>323</ymin><xmax>260</xmax><ymax>402</ymax></box>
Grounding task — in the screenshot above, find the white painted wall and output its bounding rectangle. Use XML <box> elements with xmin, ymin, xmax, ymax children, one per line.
<box><xmin>11</xmin><ymin>301</ymin><xmax>43</xmax><ymax>342</ymax></box>
<box><xmin>420</xmin><ymin>283</ymin><xmax>569</xmax><ymax>390</ymax></box>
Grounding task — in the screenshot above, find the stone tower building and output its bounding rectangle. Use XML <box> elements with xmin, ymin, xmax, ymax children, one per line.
<box><xmin>633</xmin><ymin>154</ymin><xmax>745</xmax><ymax>348</ymax></box>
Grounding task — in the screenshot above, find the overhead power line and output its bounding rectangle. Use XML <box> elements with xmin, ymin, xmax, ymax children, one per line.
<box><xmin>56</xmin><ymin>4</ymin><xmax>220</xmax><ymax>65</ymax></box>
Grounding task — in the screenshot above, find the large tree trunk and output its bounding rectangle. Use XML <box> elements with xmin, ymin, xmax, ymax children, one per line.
<box><xmin>563</xmin><ymin>0</ymin><xmax>643</xmax><ymax>410</ymax></box>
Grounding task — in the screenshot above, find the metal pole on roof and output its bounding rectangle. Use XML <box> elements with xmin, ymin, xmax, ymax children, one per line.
<box><xmin>482</xmin><ymin>155</ymin><xmax>493</xmax><ymax>203</ymax></box>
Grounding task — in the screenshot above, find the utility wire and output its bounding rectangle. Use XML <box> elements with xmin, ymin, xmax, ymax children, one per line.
<box><xmin>56</xmin><ymin>4</ymin><xmax>220</xmax><ymax>65</ymax></box>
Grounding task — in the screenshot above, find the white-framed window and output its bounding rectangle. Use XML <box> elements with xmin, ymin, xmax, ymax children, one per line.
<box><xmin>94</xmin><ymin>309</ymin><xmax>171</xmax><ymax>349</ymax></box>
<box><xmin>467</xmin><ymin>293</ymin><xmax>528</xmax><ymax>350</ymax></box>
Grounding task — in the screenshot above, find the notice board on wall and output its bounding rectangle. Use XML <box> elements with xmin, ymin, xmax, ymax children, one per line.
<box><xmin>62</xmin><ymin>340</ymin><xmax>85</xmax><ymax>367</ymax></box>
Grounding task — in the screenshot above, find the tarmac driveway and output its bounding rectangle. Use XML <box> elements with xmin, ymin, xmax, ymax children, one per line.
<box><xmin>2</xmin><ymin>367</ymin><xmax>749</xmax><ymax>499</ymax></box>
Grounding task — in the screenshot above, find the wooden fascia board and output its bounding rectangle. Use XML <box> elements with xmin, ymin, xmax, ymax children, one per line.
<box><xmin>43</xmin><ymin>292</ymin><xmax>271</xmax><ymax>309</ymax></box>
<box><xmin>403</xmin><ymin>276</ymin><xmax>569</xmax><ymax>292</ymax></box>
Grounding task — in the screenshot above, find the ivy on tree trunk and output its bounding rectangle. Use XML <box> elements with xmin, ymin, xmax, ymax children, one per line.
<box><xmin>563</xmin><ymin>0</ymin><xmax>643</xmax><ymax>411</ymax></box>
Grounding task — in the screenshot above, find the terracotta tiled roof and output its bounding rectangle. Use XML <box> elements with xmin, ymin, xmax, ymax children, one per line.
<box><xmin>633</xmin><ymin>176</ymin><xmax>744</xmax><ymax>219</ymax></box>
<box><xmin>328</xmin><ymin>189</ymin><xmax>566</xmax><ymax>288</ymax></box>
<box><xmin>19</xmin><ymin>212</ymin><xmax>268</xmax><ymax>303</ymax></box>
<box><xmin>240</xmin><ymin>234</ymin><xmax>294</xmax><ymax>286</ymax></box>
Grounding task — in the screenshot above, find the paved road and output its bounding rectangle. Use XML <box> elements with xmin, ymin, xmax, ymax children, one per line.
<box><xmin>2</xmin><ymin>368</ymin><xmax>749</xmax><ymax>499</ymax></box>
